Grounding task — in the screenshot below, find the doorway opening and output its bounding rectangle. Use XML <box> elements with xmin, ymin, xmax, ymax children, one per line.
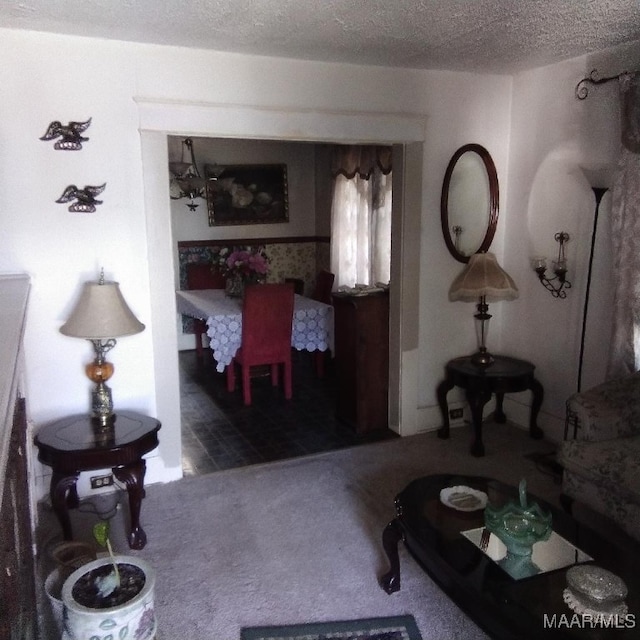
<box><xmin>140</xmin><ymin>101</ymin><xmax>425</xmax><ymax>485</ymax></box>
<box><xmin>171</xmin><ymin>136</ymin><xmax>397</xmax><ymax>475</ymax></box>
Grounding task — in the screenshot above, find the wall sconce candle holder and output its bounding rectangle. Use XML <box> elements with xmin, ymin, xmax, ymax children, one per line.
<box><xmin>451</xmin><ymin>225</ymin><xmax>464</xmax><ymax>254</ymax></box>
<box><xmin>533</xmin><ymin>232</ymin><xmax>571</xmax><ymax>298</ymax></box>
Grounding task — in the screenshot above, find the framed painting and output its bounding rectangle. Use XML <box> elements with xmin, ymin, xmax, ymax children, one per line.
<box><xmin>206</xmin><ymin>163</ymin><xmax>289</xmax><ymax>226</ymax></box>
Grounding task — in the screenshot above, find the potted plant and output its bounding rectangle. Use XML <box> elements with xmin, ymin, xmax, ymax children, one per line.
<box><xmin>44</xmin><ymin>541</ymin><xmax>97</xmax><ymax>634</ymax></box>
<box><xmin>61</xmin><ymin>522</ymin><xmax>156</xmax><ymax>640</ymax></box>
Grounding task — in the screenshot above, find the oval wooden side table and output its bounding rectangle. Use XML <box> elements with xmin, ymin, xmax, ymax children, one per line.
<box><xmin>34</xmin><ymin>410</ymin><xmax>161</xmax><ymax>550</ymax></box>
<box><xmin>436</xmin><ymin>355</ymin><xmax>544</xmax><ymax>456</ymax></box>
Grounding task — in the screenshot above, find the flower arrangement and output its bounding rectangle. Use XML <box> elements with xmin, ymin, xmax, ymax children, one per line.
<box><xmin>216</xmin><ymin>247</ymin><xmax>269</xmax><ymax>296</ymax></box>
<box><xmin>221</xmin><ymin>248</ymin><xmax>269</xmax><ymax>279</ymax></box>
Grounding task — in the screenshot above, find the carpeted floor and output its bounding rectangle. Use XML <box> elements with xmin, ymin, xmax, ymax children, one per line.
<box><xmin>36</xmin><ymin>420</ymin><xmax>564</xmax><ymax>639</ymax></box>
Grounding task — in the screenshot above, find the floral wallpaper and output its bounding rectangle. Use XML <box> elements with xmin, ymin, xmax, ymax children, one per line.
<box><xmin>264</xmin><ymin>242</ymin><xmax>315</xmax><ymax>295</ymax></box>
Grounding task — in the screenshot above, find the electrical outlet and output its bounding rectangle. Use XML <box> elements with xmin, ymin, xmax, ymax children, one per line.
<box><xmin>90</xmin><ymin>474</ymin><xmax>113</xmax><ymax>489</ymax></box>
<box><xmin>449</xmin><ymin>407</ymin><xmax>464</xmax><ymax>420</ymax></box>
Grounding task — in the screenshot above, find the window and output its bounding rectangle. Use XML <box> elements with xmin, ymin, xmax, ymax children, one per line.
<box><xmin>329</xmin><ymin>146</ymin><xmax>392</xmax><ymax>288</ymax></box>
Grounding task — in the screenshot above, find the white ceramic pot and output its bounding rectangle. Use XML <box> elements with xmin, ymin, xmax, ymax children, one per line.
<box><xmin>44</xmin><ymin>567</ymin><xmax>66</xmax><ymax>635</ymax></box>
<box><xmin>61</xmin><ymin>555</ymin><xmax>156</xmax><ymax>640</ymax></box>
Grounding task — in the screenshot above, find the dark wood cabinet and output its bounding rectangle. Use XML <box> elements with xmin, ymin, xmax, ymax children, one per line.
<box><xmin>332</xmin><ymin>290</ymin><xmax>389</xmax><ymax>433</ymax></box>
<box><xmin>0</xmin><ymin>275</ymin><xmax>36</xmax><ymax>640</ymax></box>
<box><xmin>0</xmin><ymin>398</ymin><xmax>36</xmax><ymax>640</ymax></box>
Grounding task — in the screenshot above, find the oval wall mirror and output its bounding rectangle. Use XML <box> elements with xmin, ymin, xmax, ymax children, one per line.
<box><xmin>440</xmin><ymin>143</ymin><xmax>499</xmax><ymax>263</ymax></box>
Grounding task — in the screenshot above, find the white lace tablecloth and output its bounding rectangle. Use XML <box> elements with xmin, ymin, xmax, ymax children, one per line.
<box><xmin>176</xmin><ymin>289</ymin><xmax>334</xmax><ymax>373</ymax></box>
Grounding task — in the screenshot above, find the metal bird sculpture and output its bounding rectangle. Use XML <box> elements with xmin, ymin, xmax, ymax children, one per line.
<box><xmin>56</xmin><ymin>183</ymin><xmax>106</xmax><ymax>212</ymax></box>
<box><xmin>40</xmin><ymin>118</ymin><xmax>92</xmax><ymax>150</ymax></box>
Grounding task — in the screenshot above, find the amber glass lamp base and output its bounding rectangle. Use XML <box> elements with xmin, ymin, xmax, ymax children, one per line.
<box><xmin>86</xmin><ymin>360</ymin><xmax>115</xmax><ymax>425</ymax></box>
<box><xmin>86</xmin><ymin>361</ymin><xmax>114</xmax><ymax>384</ymax></box>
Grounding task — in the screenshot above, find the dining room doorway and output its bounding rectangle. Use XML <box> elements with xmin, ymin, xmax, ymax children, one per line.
<box><xmin>172</xmin><ymin>137</ymin><xmax>397</xmax><ymax>475</ymax></box>
<box><xmin>140</xmin><ymin>100</ymin><xmax>425</xmax><ymax>485</ymax></box>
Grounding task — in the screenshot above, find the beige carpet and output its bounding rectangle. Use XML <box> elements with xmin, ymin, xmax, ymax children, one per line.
<box><xmin>36</xmin><ymin>421</ymin><xmax>561</xmax><ymax>639</ymax></box>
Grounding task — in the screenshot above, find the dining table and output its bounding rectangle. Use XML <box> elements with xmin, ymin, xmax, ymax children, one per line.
<box><xmin>176</xmin><ymin>288</ymin><xmax>334</xmax><ymax>372</ymax></box>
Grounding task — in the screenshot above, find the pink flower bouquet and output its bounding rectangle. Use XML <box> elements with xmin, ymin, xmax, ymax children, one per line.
<box><xmin>224</xmin><ymin>249</ymin><xmax>269</xmax><ymax>278</ymax></box>
<box><xmin>217</xmin><ymin>249</ymin><xmax>269</xmax><ymax>297</ymax></box>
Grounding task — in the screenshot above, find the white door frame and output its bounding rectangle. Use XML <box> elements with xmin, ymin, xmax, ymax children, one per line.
<box><xmin>138</xmin><ymin>100</ymin><xmax>425</xmax><ymax>483</ymax></box>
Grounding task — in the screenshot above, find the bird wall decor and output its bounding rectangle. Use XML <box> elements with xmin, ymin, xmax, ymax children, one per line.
<box><xmin>56</xmin><ymin>183</ymin><xmax>106</xmax><ymax>212</ymax></box>
<box><xmin>40</xmin><ymin>118</ymin><xmax>92</xmax><ymax>150</ymax></box>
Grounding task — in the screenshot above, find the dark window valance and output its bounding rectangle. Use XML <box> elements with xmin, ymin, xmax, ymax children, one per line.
<box><xmin>330</xmin><ymin>145</ymin><xmax>392</xmax><ymax>179</ymax></box>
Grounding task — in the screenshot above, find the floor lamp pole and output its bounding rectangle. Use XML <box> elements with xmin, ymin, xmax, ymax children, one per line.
<box><xmin>577</xmin><ymin>187</ymin><xmax>608</xmax><ymax>393</ymax></box>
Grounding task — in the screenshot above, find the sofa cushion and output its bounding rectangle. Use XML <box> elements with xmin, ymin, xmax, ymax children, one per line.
<box><xmin>562</xmin><ymin>469</ymin><xmax>640</xmax><ymax>543</ymax></box>
<box><xmin>567</xmin><ymin>371</ymin><xmax>640</xmax><ymax>441</ymax></box>
<box><xmin>559</xmin><ymin>435</ymin><xmax>640</xmax><ymax>505</ymax></box>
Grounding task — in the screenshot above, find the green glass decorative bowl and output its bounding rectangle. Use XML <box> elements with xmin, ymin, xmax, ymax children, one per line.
<box><xmin>484</xmin><ymin>479</ymin><xmax>552</xmax><ymax>556</ymax></box>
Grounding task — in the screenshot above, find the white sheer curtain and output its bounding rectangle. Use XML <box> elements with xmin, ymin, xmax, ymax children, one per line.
<box><xmin>329</xmin><ymin>146</ymin><xmax>392</xmax><ymax>288</ymax></box>
<box><xmin>607</xmin><ymin>72</ymin><xmax>640</xmax><ymax>378</ymax></box>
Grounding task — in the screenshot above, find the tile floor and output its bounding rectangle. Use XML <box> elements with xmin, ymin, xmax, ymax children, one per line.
<box><xmin>179</xmin><ymin>349</ymin><xmax>397</xmax><ymax>476</ymax></box>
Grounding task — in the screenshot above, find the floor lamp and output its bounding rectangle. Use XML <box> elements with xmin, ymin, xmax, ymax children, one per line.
<box><xmin>577</xmin><ymin>186</ymin><xmax>609</xmax><ymax>392</ymax></box>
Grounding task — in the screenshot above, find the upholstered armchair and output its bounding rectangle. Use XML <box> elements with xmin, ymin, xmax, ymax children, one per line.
<box><xmin>557</xmin><ymin>371</ymin><xmax>640</xmax><ymax>542</ymax></box>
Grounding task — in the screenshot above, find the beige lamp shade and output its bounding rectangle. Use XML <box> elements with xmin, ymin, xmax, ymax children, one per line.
<box><xmin>60</xmin><ymin>281</ymin><xmax>145</xmax><ymax>339</ymax></box>
<box><xmin>449</xmin><ymin>252</ymin><xmax>519</xmax><ymax>303</ymax></box>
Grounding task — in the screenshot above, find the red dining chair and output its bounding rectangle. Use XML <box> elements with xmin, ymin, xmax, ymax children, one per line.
<box><xmin>312</xmin><ymin>270</ymin><xmax>335</xmax><ymax>377</ymax></box>
<box><xmin>313</xmin><ymin>270</ymin><xmax>335</xmax><ymax>304</ymax></box>
<box><xmin>284</xmin><ymin>277</ymin><xmax>304</xmax><ymax>295</ymax></box>
<box><xmin>226</xmin><ymin>283</ymin><xmax>295</xmax><ymax>405</ymax></box>
<box><xmin>186</xmin><ymin>262</ymin><xmax>226</xmax><ymax>363</ymax></box>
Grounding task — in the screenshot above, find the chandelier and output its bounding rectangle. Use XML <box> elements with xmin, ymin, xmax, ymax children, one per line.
<box><xmin>169</xmin><ymin>138</ymin><xmax>207</xmax><ymax>211</ymax></box>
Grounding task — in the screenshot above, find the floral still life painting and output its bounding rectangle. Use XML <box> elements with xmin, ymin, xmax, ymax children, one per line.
<box><xmin>206</xmin><ymin>163</ymin><xmax>289</xmax><ymax>226</ymax></box>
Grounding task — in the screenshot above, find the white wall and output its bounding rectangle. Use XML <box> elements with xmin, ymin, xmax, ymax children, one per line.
<box><xmin>415</xmin><ymin>76</ymin><xmax>512</xmax><ymax>427</ymax></box>
<box><xmin>0</xmin><ymin>28</ymin><xmax>509</xmax><ymax>477</ymax></box>
<box><xmin>0</xmin><ymin>32</ymin><xmax>163</xmax><ymax>496</ymax></box>
<box><xmin>503</xmin><ymin>40</ymin><xmax>640</xmax><ymax>441</ymax></box>
<box><xmin>6</xmin><ymin>26</ymin><xmax>629</xmax><ymax>494</ymax></box>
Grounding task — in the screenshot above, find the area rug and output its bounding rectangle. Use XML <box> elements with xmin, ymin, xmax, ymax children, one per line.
<box><xmin>241</xmin><ymin>615</ymin><xmax>422</xmax><ymax>640</ymax></box>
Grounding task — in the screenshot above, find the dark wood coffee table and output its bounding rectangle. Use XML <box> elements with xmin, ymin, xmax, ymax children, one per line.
<box><xmin>380</xmin><ymin>474</ymin><xmax>640</xmax><ymax>639</ymax></box>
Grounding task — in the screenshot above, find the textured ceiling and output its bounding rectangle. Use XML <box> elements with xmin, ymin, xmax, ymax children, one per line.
<box><xmin>1</xmin><ymin>0</ymin><xmax>639</xmax><ymax>74</ymax></box>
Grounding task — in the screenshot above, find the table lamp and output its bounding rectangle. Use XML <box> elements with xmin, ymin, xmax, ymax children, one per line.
<box><xmin>449</xmin><ymin>252</ymin><xmax>518</xmax><ymax>366</ymax></box>
<box><xmin>60</xmin><ymin>271</ymin><xmax>145</xmax><ymax>426</ymax></box>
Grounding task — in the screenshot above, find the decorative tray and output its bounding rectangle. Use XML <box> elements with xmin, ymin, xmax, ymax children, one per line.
<box><xmin>462</xmin><ymin>527</ymin><xmax>593</xmax><ymax>580</ymax></box>
<box><xmin>439</xmin><ymin>485</ymin><xmax>488</xmax><ymax>512</ymax></box>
